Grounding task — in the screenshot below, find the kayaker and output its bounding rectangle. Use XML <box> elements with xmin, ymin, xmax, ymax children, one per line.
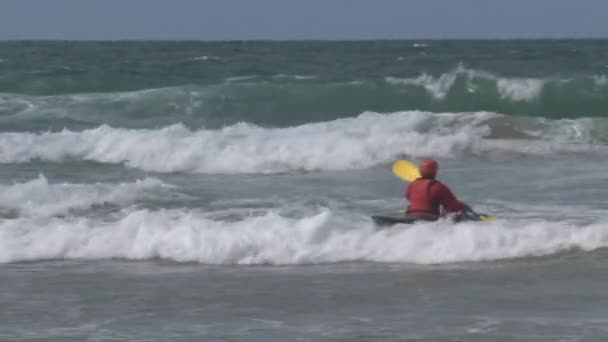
<box><xmin>404</xmin><ymin>159</ymin><xmax>471</xmax><ymax>221</ymax></box>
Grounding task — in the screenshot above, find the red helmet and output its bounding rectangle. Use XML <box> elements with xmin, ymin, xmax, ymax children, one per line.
<box><xmin>419</xmin><ymin>159</ymin><xmax>438</xmax><ymax>178</ymax></box>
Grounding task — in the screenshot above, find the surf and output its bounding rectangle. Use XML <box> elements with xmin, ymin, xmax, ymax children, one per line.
<box><xmin>4</xmin><ymin>67</ymin><xmax>608</xmax><ymax>131</ymax></box>
<box><xmin>1</xmin><ymin>208</ymin><xmax>607</xmax><ymax>265</ymax></box>
<box><xmin>0</xmin><ymin>110</ymin><xmax>605</xmax><ymax>174</ymax></box>
<box><xmin>0</xmin><ymin>175</ymin><xmax>175</xmax><ymax>217</ymax></box>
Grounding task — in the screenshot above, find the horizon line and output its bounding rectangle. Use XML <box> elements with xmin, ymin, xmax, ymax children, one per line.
<box><xmin>2</xmin><ymin>37</ymin><xmax>608</xmax><ymax>43</ymax></box>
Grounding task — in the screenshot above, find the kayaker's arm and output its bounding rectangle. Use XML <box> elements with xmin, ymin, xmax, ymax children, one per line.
<box><xmin>435</xmin><ymin>182</ymin><xmax>469</xmax><ymax>213</ymax></box>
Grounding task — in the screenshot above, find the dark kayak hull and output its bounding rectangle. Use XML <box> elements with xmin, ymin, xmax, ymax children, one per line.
<box><xmin>371</xmin><ymin>213</ymin><xmax>485</xmax><ymax>227</ymax></box>
<box><xmin>371</xmin><ymin>215</ymin><xmax>419</xmax><ymax>226</ymax></box>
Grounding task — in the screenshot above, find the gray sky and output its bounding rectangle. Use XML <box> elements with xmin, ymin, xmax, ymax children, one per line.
<box><xmin>1</xmin><ymin>0</ymin><xmax>608</xmax><ymax>40</ymax></box>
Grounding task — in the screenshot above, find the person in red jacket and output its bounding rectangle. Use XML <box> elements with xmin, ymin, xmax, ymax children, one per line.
<box><xmin>405</xmin><ymin>159</ymin><xmax>471</xmax><ymax>221</ymax></box>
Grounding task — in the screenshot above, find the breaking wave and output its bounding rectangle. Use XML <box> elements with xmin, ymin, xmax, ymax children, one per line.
<box><xmin>1</xmin><ymin>209</ymin><xmax>607</xmax><ymax>264</ymax></box>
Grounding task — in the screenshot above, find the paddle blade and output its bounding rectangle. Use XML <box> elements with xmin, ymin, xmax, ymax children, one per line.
<box><xmin>479</xmin><ymin>215</ymin><xmax>498</xmax><ymax>222</ymax></box>
<box><xmin>392</xmin><ymin>160</ymin><xmax>421</xmax><ymax>182</ymax></box>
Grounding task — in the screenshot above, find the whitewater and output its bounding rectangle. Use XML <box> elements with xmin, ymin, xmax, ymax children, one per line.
<box><xmin>1</xmin><ymin>111</ymin><xmax>606</xmax><ymax>173</ymax></box>
<box><xmin>2</xmin><ymin>202</ymin><xmax>608</xmax><ymax>265</ymax></box>
<box><xmin>2</xmin><ymin>40</ymin><xmax>608</xmax><ymax>341</ymax></box>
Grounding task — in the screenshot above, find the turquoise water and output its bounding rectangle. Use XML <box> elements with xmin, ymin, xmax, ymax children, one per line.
<box><xmin>2</xmin><ymin>40</ymin><xmax>608</xmax><ymax>128</ymax></box>
<box><xmin>1</xmin><ymin>40</ymin><xmax>608</xmax><ymax>341</ymax></box>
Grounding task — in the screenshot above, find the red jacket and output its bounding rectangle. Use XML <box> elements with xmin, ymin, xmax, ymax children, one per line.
<box><xmin>405</xmin><ymin>178</ymin><xmax>468</xmax><ymax>217</ymax></box>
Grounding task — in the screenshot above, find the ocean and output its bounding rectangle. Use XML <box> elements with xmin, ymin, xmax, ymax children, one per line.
<box><xmin>1</xmin><ymin>40</ymin><xmax>608</xmax><ymax>341</ymax></box>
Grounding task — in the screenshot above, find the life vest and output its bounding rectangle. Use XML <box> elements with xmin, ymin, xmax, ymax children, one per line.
<box><xmin>406</xmin><ymin>179</ymin><xmax>440</xmax><ymax>216</ymax></box>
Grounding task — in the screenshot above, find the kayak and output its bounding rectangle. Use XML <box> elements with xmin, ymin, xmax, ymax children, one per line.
<box><xmin>371</xmin><ymin>215</ymin><xmax>419</xmax><ymax>226</ymax></box>
<box><xmin>371</xmin><ymin>212</ymin><xmax>489</xmax><ymax>227</ymax></box>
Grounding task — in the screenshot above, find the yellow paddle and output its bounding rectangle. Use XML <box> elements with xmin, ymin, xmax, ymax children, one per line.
<box><xmin>392</xmin><ymin>160</ymin><xmax>422</xmax><ymax>182</ymax></box>
<box><xmin>392</xmin><ymin>160</ymin><xmax>498</xmax><ymax>222</ymax></box>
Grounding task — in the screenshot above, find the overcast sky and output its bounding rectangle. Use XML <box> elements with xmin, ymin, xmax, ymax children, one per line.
<box><xmin>1</xmin><ymin>0</ymin><xmax>607</xmax><ymax>40</ymax></box>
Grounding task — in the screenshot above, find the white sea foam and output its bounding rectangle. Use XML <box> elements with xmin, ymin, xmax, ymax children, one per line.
<box><xmin>0</xmin><ymin>111</ymin><xmax>490</xmax><ymax>172</ymax></box>
<box><xmin>1</xmin><ymin>209</ymin><xmax>607</xmax><ymax>264</ymax></box>
<box><xmin>225</xmin><ymin>75</ymin><xmax>259</xmax><ymax>82</ymax></box>
<box><xmin>272</xmin><ymin>74</ymin><xmax>317</xmax><ymax>80</ymax></box>
<box><xmin>0</xmin><ymin>110</ymin><xmax>603</xmax><ymax>173</ymax></box>
<box><xmin>496</xmin><ymin>78</ymin><xmax>544</xmax><ymax>101</ymax></box>
<box><xmin>386</xmin><ymin>73</ymin><xmax>458</xmax><ymax>99</ymax></box>
<box><xmin>0</xmin><ymin>175</ymin><xmax>173</xmax><ymax>217</ymax></box>
<box><xmin>190</xmin><ymin>56</ymin><xmax>223</xmax><ymax>61</ymax></box>
<box><xmin>386</xmin><ymin>66</ymin><xmax>549</xmax><ymax>102</ymax></box>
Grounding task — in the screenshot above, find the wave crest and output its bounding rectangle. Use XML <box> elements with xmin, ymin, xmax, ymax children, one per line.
<box><xmin>0</xmin><ymin>111</ymin><xmax>605</xmax><ymax>173</ymax></box>
<box><xmin>1</xmin><ymin>209</ymin><xmax>607</xmax><ymax>264</ymax></box>
<box><xmin>0</xmin><ymin>175</ymin><xmax>173</xmax><ymax>217</ymax></box>
<box><xmin>4</xmin><ymin>67</ymin><xmax>608</xmax><ymax>131</ymax></box>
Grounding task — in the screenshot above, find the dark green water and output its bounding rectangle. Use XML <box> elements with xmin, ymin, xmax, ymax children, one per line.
<box><xmin>2</xmin><ymin>40</ymin><xmax>608</xmax><ymax>131</ymax></box>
